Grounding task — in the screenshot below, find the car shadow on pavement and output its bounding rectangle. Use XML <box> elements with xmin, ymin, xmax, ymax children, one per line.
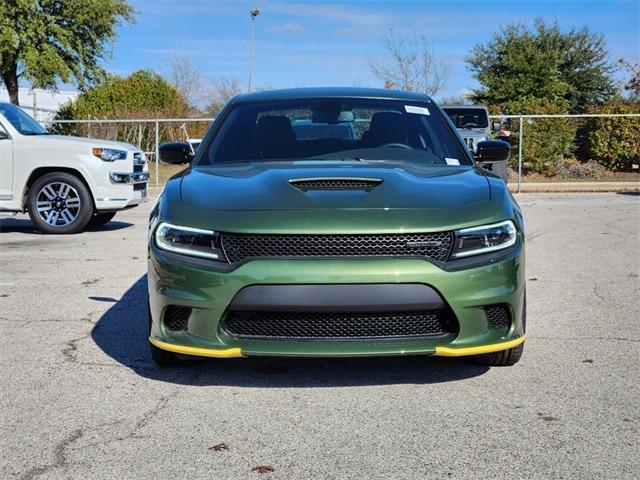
<box><xmin>0</xmin><ymin>217</ymin><xmax>133</xmax><ymax>233</ymax></box>
<box><xmin>92</xmin><ymin>275</ymin><xmax>490</xmax><ymax>387</ymax></box>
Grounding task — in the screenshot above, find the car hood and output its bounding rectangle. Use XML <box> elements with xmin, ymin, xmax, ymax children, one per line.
<box><xmin>180</xmin><ymin>161</ymin><xmax>490</xmax><ymax>211</ymax></box>
<box><xmin>25</xmin><ymin>134</ymin><xmax>139</xmax><ymax>151</ymax></box>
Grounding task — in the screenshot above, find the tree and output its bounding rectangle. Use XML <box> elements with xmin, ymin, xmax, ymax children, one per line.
<box><xmin>205</xmin><ymin>75</ymin><xmax>243</xmax><ymax>116</ymax></box>
<box><xmin>370</xmin><ymin>30</ymin><xmax>449</xmax><ymax>95</ymax></box>
<box><xmin>466</xmin><ymin>19</ymin><xmax>616</xmax><ymax>113</ymax></box>
<box><xmin>53</xmin><ymin>70</ymin><xmax>190</xmax><ymax>152</ymax></box>
<box><xmin>619</xmin><ymin>58</ymin><xmax>640</xmax><ymax>95</ymax></box>
<box><xmin>167</xmin><ymin>53</ymin><xmax>205</xmax><ymax>110</ymax></box>
<box><xmin>0</xmin><ymin>0</ymin><xmax>134</xmax><ymax>105</ymax></box>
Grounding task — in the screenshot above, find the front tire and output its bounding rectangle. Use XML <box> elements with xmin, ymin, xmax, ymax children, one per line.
<box><xmin>27</xmin><ymin>172</ymin><xmax>93</xmax><ymax>234</ymax></box>
<box><xmin>88</xmin><ymin>212</ymin><xmax>117</xmax><ymax>227</ymax></box>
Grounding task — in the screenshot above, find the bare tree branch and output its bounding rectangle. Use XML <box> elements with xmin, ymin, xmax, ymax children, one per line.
<box><xmin>205</xmin><ymin>75</ymin><xmax>243</xmax><ymax>115</ymax></box>
<box><xmin>167</xmin><ymin>53</ymin><xmax>204</xmax><ymax>108</ymax></box>
<box><xmin>370</xmin><ymin>30</ymin><xmax>449</xmax><ymax>95</ymax></box>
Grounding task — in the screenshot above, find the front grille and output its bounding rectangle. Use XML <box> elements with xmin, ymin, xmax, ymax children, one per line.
<box><xmin>133</xmin><ymin>153</ymin><xmax>145</xmax><ymax>172</ymax></box>
<box><xmin>289</xmin><ymin>178</ymin><xmax>382</xmax><ymax>191</ymax></box>
<box><xmin>484</xmin><ymin>304</ymin><xmax>511</xmax><ymax>329</ymax></box>
<box><xmin>163</xmin><ymin>305</ymin><xmax>191</xmax><ymax>331</ymax></box>
<box><xmin>221</xmin><ymin>232</ymin><xmax>453</xmax><ymax>264</ymax></box>
<box><xmin>221</xmin><ymin>309</ymin><xmax>457</xmax><ymax>340</ymax></box>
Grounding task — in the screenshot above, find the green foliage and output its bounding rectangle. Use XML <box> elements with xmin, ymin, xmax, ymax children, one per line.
<box><xmin>467</xmin><ymin>19</ymin><xmax>615</xmax><ymax>113</ymax></box>
<box><xmin>0</xmin><ymin>0</ymin><xmax>134</xmax><ymax>104</ymax></box>
<box><xmin>53</xmin><ymin>70</ymin><xmax>190</xmax><ymax>154</ymax></box>
<box><xmin>55</xmin><ymin>70</ymin><xmax>189</xmax><ymax>120</ymax></box>
<box><xmin>584</xmin><ymin>102</ymin><xmax>640</xmax><ymax>171</ymax></box>
<box><xmin>506</xmin><ymin>99</ymin><xmax>577</xmax><ymax>175</ymax></box>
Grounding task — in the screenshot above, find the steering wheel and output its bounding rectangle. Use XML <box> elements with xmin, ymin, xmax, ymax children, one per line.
<box><xmin>381</xmin><ymin>143</ymin><xmax>412</xmax><ymax>150</ymax></box>
<box><xmin>462</xmin><ymin>123</ymin><xmax>478</xmax><ymax>129</ymax></box>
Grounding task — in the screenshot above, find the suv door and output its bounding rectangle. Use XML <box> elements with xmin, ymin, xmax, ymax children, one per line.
<box><xmin>0</xmin><ymin>120</ymin><xmax>13</xmax><ymax>199</ymax></box>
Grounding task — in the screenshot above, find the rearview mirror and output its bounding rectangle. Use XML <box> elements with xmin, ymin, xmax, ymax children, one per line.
<box><xmin>475</xmin><ymin>140</ymin><xmax>510</xmax><ymax>163</ymax></box>
<box><xmin>159</xmin><ymin>142</ymin><xmax>193</xmax><ymax>164</ymax></box>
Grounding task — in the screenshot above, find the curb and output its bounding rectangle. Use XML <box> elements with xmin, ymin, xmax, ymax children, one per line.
<box><xmin>508</xmin><ymin>182</ymin><xmax>639</xmax><ymax>193</ymax></box>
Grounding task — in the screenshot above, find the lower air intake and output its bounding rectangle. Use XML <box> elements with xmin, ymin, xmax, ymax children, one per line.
<box><xmin>163</xmin><ymin>305</ymin><xmax>192</xmax><ymax>331</ymax></box>
<box><xmin>221</xmin><ymin>310</ymin><xmax>457</xmax><ymax>340</ymax></box>
<box><xmin>484</xmin><ymin>304</ymin><xmax>511</xmax><ymax>329</ymax></box>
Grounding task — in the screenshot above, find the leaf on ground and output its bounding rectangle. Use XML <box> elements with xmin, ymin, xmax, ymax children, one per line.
<box><xmin>528</xmin><ymin>277</ymin><xmax>538</xmax><ymax>281</ymax></box>
<box><xmin>582</xmin><ymin>358</ymin><xmax>593</xmax><ymax>363</ymax></box>
<box><xmin>252</xmin><ymin>466</ymin><xmax>274</xmax><ymax>474</ymax></box>
<box><xmin>208</xmin><ymin>443</ymin><xmax>230</xmax><ymax>452</ymax></box>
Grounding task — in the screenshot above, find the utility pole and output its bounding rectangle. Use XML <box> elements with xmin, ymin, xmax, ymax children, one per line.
<box><xmin>248</xmin><ymin>8</ymin><xmax>260</xmax><ymax>93</ymax></box>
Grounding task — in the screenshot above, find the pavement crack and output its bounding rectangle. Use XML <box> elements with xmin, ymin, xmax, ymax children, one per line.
<box><xmin>20</xmin><ymin>428</ymin><xmax>83</xmax><ymax>480</ymax></box>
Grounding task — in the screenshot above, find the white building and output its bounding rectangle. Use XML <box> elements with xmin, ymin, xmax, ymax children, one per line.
<box><xmin>0</xmin><ymin>87</ymin><xmax>78</xmax><ymax>124</ymax></box>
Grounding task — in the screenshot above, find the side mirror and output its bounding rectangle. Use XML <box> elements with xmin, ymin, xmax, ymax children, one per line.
<box><xmin>159</xmin><ymin>142</ymin><xmax>193</xmax><ymax>164</ymax></box>
<box><xmin>475</xmin><ymin>140</ymin><xmax>510</xmax><ymax>163</ymax></box>
<box><xmin>491</xmin><ymin>121</ymin><xmax>502</xmax><ymax>132</ymax></box>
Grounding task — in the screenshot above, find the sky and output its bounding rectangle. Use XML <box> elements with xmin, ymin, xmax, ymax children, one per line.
<box><xmin>107</xmin><ymin>0</ymin><xmax>639</xmax><ymax>100</ymax></box>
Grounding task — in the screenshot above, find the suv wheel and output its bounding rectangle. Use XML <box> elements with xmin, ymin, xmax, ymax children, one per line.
<box><xmin>27</xmin><ymin>172</ymin><xmax>93</xmax><ymax>234</ymax></box>
<box><xmin>88</xmin><ymin>212</ymin><xmax>117</xmax><ymax>227</ymax></box>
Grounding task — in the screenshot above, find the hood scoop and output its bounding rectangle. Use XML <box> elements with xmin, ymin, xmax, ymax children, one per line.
<box><xmin>289</xmin><ymin>177</ymin><xmax>383</xmax><ymax>192</ymax></box>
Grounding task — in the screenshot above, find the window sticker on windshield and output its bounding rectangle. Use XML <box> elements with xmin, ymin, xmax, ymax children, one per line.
<box><xmin>445</xmin><ymin>158</ymin><xmax>460</xmax><ymax>166</ymax></box>
<box><xmin>404</xmin><ymin>105</ymin><xmax>430</xmax><ymax>115</ymax></box>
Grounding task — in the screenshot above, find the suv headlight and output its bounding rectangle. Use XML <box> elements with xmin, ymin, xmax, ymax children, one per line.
<box><xmin>92</xmin><ymin>147</ymin><xmax>127</xmax><ymax>161</ymax></box>
<box><xmin>451</xmin><ymin>220</ymin><xmax>517</xmax><ymax>258</ymax></box>
<box><xmin>155</xmin><ymin>223</ymin><xmax>225</xmax><ymax>261</ymax></box>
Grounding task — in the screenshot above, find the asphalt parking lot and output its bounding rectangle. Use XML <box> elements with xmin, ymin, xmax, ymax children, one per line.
<box><xmin>1</xmin><ymin>193</ymin><xmax>638</xmax><ymax>480</ymax></box>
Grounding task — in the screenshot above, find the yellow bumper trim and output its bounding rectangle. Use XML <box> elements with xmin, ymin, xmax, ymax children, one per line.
<box><xmin>149</xmin><ymin>337</ymin><xmax>244</xmax><ymax>358</ymax></box>
<box><xmin>434</xmin><ymin>335</ymin><xmax>526</xmax><ymax>357</ymax></box>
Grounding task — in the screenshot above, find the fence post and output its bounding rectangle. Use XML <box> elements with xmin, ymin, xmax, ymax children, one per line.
<box><xmin>87</xmin><ymin>117</ymin><xmax>91</xmax><ymax>138</ymax></box>
<box><xmin>155</xmin><ymin>120</ymin><xmax>159</xmax><ymax>191</ymax></box>
<box><xmin>517</xmin><ymin>116</ymin><xmax>523</xmax><ymax>193</ymax></box>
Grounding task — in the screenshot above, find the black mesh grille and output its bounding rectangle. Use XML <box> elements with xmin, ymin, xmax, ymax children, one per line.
<box><xmin>221</xmin><ymin>232</ymin><xmax>453</xmax><ymax>264</ymax></box>
<box><xmin>163</xmin><ymin>306</ymin><xmax>191</xmax><ymax>331</ymax></box>
<box><xmin>221</xmin><ymin>310</ymin><xmax>457</xmax><ymax>340</ymax></box>
<box><xmin>484</xmin><ymin>304</ymin><xmax>511</xmax><ymax>329</ymax></box>
<box><xmin>289</xmin><ymin>178</ymin><xmax>382</xmax><ymax>191</ymax></box>
<box><xmin>133</xmin><ymin>182</ymin><xmax>146</xmax><ymax>191</ymax></box>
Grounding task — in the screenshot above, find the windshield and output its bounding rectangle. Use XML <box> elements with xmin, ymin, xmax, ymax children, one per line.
<box><xmin>442</xmin><ymin>108</ymin><xmax>489</xmax><ymax>129</ymax></box>
<box><xmin>199</xmin><ymin>98</ymin><xmax>470</xmax><ymax>166</ymax></box>
<box><xmin>0</xmin><ymin>103</ymin><xmax>48</xmax><ymax>135</ymax></box>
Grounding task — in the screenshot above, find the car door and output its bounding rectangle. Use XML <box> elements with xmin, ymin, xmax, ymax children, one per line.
<box><xmin>0</xmin><ymin>120</ymin><xmax>13</xmax><ymax>199</ymax></box>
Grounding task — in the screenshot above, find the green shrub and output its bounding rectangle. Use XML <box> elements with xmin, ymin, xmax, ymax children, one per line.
<box><xmin>52</xmin><ymin>70</ymin><xmax>191</xmax><ymax>154</ymax></box>
<box><xmin>584</xmin><ymin>102</ymin><xmax>640</xmax><ymax>171</ymax></box>
<box><xmin>504</xmin><ymin>98</ymin><xmax>577</xmax><ymax>175</ymax></box>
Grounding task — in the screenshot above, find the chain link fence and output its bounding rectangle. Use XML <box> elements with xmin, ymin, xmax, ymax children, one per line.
<box><xmin>50</xmin><ymin>113</ymin><xmax>640</xmax><ymax>192</ymax></box>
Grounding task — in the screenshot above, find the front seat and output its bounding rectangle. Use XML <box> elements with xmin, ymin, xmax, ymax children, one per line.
<box><xmin>255</xmin><ymin>116</ymin><xmax>297</xmax><ymax>158</ymax></box>
<box><xmin>361</xmin><ymin>111</ymin><xmax>409</xmax><ymax>147</ymax></box>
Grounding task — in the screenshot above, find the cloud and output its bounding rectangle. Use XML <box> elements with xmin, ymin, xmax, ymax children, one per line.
<box><xmin>271</xmin><ymin>22</ymin><xmax>305</xmax><ymax>34</ymax></box>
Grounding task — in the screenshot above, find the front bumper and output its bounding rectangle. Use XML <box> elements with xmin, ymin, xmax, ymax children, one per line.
<box><xmin>148</xmin><ymin>241</ymin><xmax>525</xmax><ymax>358</ymax></box>
<box><xmin>95</xmin><ymin>171</ymin><xmax>149</xmax><ymax>210</ymax></box>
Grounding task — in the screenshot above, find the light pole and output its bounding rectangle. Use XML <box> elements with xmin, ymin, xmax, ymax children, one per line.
<box><xmin>248</xmin><ymin>8</ymin><xmax>260</xmax><ymax>93</ymax></box>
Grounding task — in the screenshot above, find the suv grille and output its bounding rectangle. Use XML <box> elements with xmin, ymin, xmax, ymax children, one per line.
<box><xmin>221</xmin><ymin>232</ymin><xmax>453</xmax><ymax>263</ymax></box>
<box><xmin>222</xmin><ymin>310</ymin><xmax>457</xmax><ymax>340</ymax></box>
<box><xmin>484</xmin><ymin>304</ymin><xmax>511</xmax><ymax>329</ymax></box>
<box><xmin>289</xmin><ymin>178</ymin><xmax>382</xmax><ymax>191</ymax></box>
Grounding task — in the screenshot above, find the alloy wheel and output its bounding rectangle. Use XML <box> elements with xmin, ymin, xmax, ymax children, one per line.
<box><xmin>35</xmin><ymin>182</ymin><xmax>82</xmax><ymax>227</ymax></box>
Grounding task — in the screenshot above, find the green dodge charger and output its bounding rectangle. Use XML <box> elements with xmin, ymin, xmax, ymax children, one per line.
<box><xmin>149</xmin><ymin>88</ymin><xmax>526</xmax><ymax>367</ymax></box>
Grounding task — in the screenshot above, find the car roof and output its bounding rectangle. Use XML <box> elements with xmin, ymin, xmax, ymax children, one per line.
<box><xmin>441</xmin><ymin>105</ymin><xmax>487</xmax><ymax>109</ymax></box>
<box><xmin>230</xmin><ymin>87</ymin><xmax>434</xmax><ymax>104</ymax></box>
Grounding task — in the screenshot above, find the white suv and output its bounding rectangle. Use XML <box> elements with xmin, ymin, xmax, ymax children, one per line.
<box><xmin>0</xmin><ymin>102</ymin><xmax>148</xmax><ymax>233</ymax></box>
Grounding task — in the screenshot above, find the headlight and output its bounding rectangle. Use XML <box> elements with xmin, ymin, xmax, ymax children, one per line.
<box><xmin>451</xmin><ymin>220</ymin><xmax>517</xmax><ymax>258</ymax></box>
<box><xmin>154</xmin><ymin>223</ymin><xmax>225</xmax><ymax>261</ymax></box>
<box><xmin>92</xmin><ymin>147</ymin><xmax>127</xmax><ymax>161</ymax></box>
